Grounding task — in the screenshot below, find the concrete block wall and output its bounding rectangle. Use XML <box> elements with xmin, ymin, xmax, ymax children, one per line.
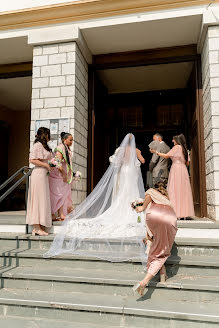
<box><xmin>31</xmin><ymin>41</ymin><xmax>88</xmax><ymax>206</ymax></box>
<box><xmin>202</xmin><ymin>26</ymin><xmax>219</xmax><ymax>221</ymax></box>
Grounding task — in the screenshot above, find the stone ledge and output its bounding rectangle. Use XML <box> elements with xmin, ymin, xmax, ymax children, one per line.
<box><xmin>1</xmin><ymin>265</ymin><xmax>219</xmax><ymax>293</ymax></box>
<box><xmin>0</xmin><ymin>288</ymin><xmax>218</xmax><ymax>324</ymax></box>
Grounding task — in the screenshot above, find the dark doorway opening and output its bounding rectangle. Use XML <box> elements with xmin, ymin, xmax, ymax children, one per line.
<box><xmin>0</xmin><ymin>120</ymin><xmax>8</xmax><ymax>185</ymax></box>
<box><xmin>88</xmin><ymin>54</ymin><xmax>206</xmax><ymax>217</ymax></box>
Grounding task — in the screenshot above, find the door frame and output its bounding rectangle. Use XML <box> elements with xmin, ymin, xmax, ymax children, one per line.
<box><xmin>195</xmin><ymin>58</ymin><xmax>207</xmax><ymax>217</ymax></box>
<box><xmin>88</xmin><ymin>45</ymin><xmax>207</xmax><ymax>217</ymax></box>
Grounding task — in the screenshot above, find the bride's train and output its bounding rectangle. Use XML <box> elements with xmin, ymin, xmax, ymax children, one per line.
<box><xmin>45</xmin><ymin>134</ymin><xmax>147</xmax><ymax>264</ymax></box>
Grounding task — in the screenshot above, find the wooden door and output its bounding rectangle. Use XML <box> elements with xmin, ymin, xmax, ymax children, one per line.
<box><xmin>195</xmin><ymin>59</ymin><xmax>207</xmax><ymax>217</ymax></box>
<box><xmin>188</xmin><ymin>60</ymin><xmax>207</xmax><ymax>217</ymax></box>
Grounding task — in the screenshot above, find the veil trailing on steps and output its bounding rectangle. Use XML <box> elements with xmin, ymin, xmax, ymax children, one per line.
<box><xmin>45</xmin><ymin>133</ymin><xmax>147</xmax><ymax>264</ymax></box>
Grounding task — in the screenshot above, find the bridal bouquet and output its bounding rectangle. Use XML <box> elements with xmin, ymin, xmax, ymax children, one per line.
<box><xmin>73</xmin><ymin>171</ymin><xmax>82</xmax><ymax>181</ymax></box>
<box><xmin>47</xmin><ymin>157</ymin><xmax>62</xmax><ymax>175</ymax></box>
<box><xmin>131</xmin><ymin>198</ymin><xmax>144</xmax><ymax>223</ymax></box>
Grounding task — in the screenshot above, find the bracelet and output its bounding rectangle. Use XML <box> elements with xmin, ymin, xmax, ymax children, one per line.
<box><xmin>156</xmin><ymin>151</ymin><xmax>159</xmax><ymax>156</ymax></box>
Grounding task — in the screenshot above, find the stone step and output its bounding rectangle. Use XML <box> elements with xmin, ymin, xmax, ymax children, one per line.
<box><xmin>0</xmin><ymin>288</ymin><xmax>218</xmax><ymax>327</ymax></box>
<box><xmin>1</xmin><ymin>264</ymin><xmax>219</xmax><ymax>302</ymax></box>
<box><xmin>0</xmin><ymin>234</ymin><xmax>219</xmax><ymax>258</ymax></box>
<box><xmin>177</xmin><ymin>220</ymin><xmax>219</xmax><ymax>229</ymax></box>
<box><xmin>0</xmin><ymin>316</ymin><xmax>123</xmax><ymax>328</ymax></box>
<box><xmin>1</xmin><ymin>247</ymin><xmax>219</xmax><ymax>277</ymax></box>
<box><xmin>0</xmin><ymin>212</ymin><xmax>218</xmax><ymax>235</ymax></box>
<box><xmin>0</xmin><ymin>212</ymin><xmax>216</xmax><ymax>229</ymax></box>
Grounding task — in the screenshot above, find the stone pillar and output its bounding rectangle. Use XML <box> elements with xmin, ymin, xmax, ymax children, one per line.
<box><xmin>201</xmin><ymin>26</ymin><xmax>219</xmax><ymax>221</ymax></box>
<box><xmin>31</xmin><ymin>42</ymin><xmax>88</xmax><ymax>206</ymax></box>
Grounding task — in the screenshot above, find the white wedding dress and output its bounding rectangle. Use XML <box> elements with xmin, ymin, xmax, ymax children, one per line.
<box><xmin>45</xmin><ymin>134</ymin><xmax>147</xmax><ymax>263</ymax></box>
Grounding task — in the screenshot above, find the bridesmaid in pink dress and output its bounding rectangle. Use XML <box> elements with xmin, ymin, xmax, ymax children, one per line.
<box><xmin>133</xmin><ymin>181</ymin><xmax>177</xmax><ymax>296</ymax></box>
<box><xmin>26</xmin><ymin>127</ymin><xmax>53</xmax><ymax>236</ymax></box>
<box><xmin>151</xmin><ymin>134</ymin><xmax>194</xmax><ymax>219</ymax></box>
<box><xmin>49</xmin><ymin>132</ymin><xmax>73</xmax><ymax>221</ymax></box>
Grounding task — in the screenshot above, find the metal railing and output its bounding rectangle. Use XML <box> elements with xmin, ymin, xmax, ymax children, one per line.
<box><xmin>0</xmin><ymin>166</ymin><xmax>33</xmax><ymax>233</ymax></box>
<box><xmin>0</xmin><ymin>166</ymin><xmax>33</xmax><ymax>203</ymax></box>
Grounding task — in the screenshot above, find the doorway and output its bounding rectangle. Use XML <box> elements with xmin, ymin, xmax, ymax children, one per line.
<box><xmin>0</xmin><ymin>76</ymin><xmax>31</xmax><ymax>211</ymax></box>
<box><xmin>0</xmin><ymin>121</ymin><xmax>8</xmax><ymax>185</ymax></box>
<box><xmin>88</xmin><ymin>57</ymin><xmax>207</xmax><ymax>218</ymax></box>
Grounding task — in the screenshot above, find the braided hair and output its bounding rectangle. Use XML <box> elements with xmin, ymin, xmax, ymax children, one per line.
<box><xmin>154</xmin><ymin>179</ymin><xmax>169</xmax><ymax>198</ymax></box>
<box><xmin>34</xmin><ymin>127</ymin><xmax>52</xmax><ymax>152</ymax></box>
<box><xmin>60</xmin><ymin>132</ymin><xmax>72</xmax><ymax>165</ymax></box>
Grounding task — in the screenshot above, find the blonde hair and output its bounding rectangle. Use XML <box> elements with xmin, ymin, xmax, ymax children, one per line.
<box><xmin>154</xmin><ymin>180</ymin><xmax>169</xmax><ymax>198</ymax></box>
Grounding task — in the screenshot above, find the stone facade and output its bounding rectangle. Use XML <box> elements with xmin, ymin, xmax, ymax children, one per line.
<box><xmin>30</xmin><ymin>41</ymin><xmax>88</xmax><ymax>205</ymax></box>
<box><xmin>202</xmin><ymin>26</ymin><xmax>219</xmax><ymax>221</ymax></box>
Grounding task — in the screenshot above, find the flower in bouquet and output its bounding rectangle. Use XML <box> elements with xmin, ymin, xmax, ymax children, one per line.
<box><xmin>131</xmin><ymin>198</ymin><xmax>144</xmax><ymax>223</ymax></box>
<box><xmin>47</xmin><ymin>157</ymin><xmax>62</xmax><ymax>175</ymax></box>
<box><xmin>131</xmin><ymin>198</ymin><xmax>144</xmax><ymax>209</ymax></box>
<box><xmin>73</xmin><ymin>170</ymin><xmax>82</xmax><ymax>181</ymax></box>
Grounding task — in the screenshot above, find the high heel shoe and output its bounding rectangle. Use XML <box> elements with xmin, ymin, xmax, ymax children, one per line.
<box><xmin>52</xmin><ymin>217</ymin><xmax>64</xmax><ymax>222</ymax></box>
<box><xmin>132</xmin><ymin>282</ymin><xmax>146</xmax><ymax>296</ymax></box>
<box><xmin>160</xmin><ymin>273</ymin><xmax>168</xmax><ymax>283</ymax></box>
<box><xmin>32</xmin><ymin>229</ymin><xmax>48</xmax><ymax>236</ymax></box>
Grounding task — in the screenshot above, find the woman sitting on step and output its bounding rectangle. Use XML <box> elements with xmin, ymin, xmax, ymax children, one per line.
<box><xmin>133</xmin><ymin>180</ymin><xmax>177</xmax><ymax>296</ymax></box>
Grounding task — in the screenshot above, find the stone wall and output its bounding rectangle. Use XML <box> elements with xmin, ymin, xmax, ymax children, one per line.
<box><xmin>201</xmin><ymin>26</ymin><xmax>219</xmax><ymax>220</ymax></box>
<box><xmin>31</xmin><ymin>41</ymin><xmax>88</xmax><ymax>206</ymax></box>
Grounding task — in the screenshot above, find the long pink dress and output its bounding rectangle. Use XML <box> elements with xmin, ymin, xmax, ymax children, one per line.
<box><xmin>167</xmin><ymin>145</ymin><xmax>195</xmax><ymax>218</ymax></box>
<box><xmin>26</xmin><ymin>142</ymin><xmax>52</xmax><ymax>227</ymax></box>
<box><xmin>49</xmin><ymin>143</ymin><xmax>73</xmax><ymax>216</ymax></box>
<box><xmin>145</xmin><ymin>189</ymin><xmax>177</xmax><ymax>277</ymax></box>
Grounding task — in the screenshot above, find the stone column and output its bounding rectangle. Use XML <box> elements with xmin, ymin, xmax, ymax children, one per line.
<box><xmin>31</xmin><ymin>42</ymin><xmax>88</xmax><ymax>206</ymax></box>
<box><xmin>201</xmin><ymin>26</ymin><xmax>219</xmax><ymax>221</ymax></box>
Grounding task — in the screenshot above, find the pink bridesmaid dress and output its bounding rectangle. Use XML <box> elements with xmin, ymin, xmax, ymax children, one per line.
<box><xmin>26</xmin><ymin>142</ymin><xmax>52</xmax><ymax>227</ymax></box>
<box><xmin>145</xmin><ymin>189</ymin><xmax>177</xmax><ymax>277</ymax></box>
<box><xmin>49</xmin><ymin>143</ymin><xmax>73</xmax><ymax>217</ymax></box>
<box><xmin>167</xmin><ymin>145</ymin><xmax>195</xmax><ymax>218</ymax></box>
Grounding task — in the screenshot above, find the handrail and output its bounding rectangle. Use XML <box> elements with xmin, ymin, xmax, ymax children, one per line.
<box><xmin>0</xmin><ymin>166</ymin><xmax>31</xmax><ymax>191</ymax></box>
<box><xmin>0</xmin><ymin>166</ymin><xmax>33</xmax><ymax>204</ymax></box>
<box><xmin>0</xmin><ymin>166</ymin><xmax>34</xmax><ymax>234</ymax></box>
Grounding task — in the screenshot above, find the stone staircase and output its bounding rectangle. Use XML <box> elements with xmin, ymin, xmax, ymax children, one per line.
<box><xmin>0</xmin><ymin>215</ymin><xmax>219</xmax><ymax>327</ymax></box>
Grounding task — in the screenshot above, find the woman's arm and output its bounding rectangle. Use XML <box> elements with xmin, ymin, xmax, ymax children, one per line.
<box><xmin>56</xmin><ymin>151</ymin><xmax>64</xmax><ymax>172</ymax></box>
<box><xmin>150</xmin><ymin>149</ymin><xmax>170</xmax><ymax>159</ymax></box>
<box><xmin>136</xmin><ymin>194</ymin><xmax>152</xmax><ymax>212</ymax></box>
<box><xmin>136</xmin><ymin>148</ymin><xmax>145</xmax><ymax>164</ymax></box>
<box><xmin>30</xmin><ymin>159</ymin><xmax>51</xmax><ymax>171</ymax></box>
<box><xmin>56</xmin><ymin>151</ymin><xmax>68</xmax><ymax>182</ymax></box>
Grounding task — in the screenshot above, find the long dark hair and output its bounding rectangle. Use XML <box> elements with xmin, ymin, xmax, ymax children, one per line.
<box><xmin>34</xmin><ymin>127</ymin><xmax>52</xmax><ymax>152</ymax></box>
<box><xmin>60</xmin><ymin>132</ymin><xmax>72</xmax><ymax>166</ymax></box>
<box><xmin>173</xmin><ymin>133</ymin><xmax>188</xmax><ymax>162</ymax></box>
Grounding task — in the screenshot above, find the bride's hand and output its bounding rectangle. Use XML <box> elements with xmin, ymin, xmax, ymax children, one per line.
<box><xmin>136</xmin><ymin>206</ymin><xmax>144</xmax><ymax>213</ymax></box>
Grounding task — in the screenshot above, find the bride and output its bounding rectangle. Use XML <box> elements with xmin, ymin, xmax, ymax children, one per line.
<box><xmin>45</xmin><ymin>133</ymin><xmax>147</xmax><ymax>262</ymax></box>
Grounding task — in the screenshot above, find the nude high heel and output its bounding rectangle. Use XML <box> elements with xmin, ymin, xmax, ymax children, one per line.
<box><xmin>160</xmin><ymin>273</ymin><xmax>168</xmax><ymax>283</ymax></box>
<box><xmin>160</xmin><ymin>266</ymin><xmax>168</xmax><ymax>282</ymax></box>
<box><xmin>132</xmin><ymin>282</ymin><xmax>147</xmax><ymax>296</ymax></box>
<box><xmin>32</xmin><ymin>229</ymin><xmax>48</xmax><ymax>236</ymax></box>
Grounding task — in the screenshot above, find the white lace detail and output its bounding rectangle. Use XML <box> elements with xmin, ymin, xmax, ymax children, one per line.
<box><xmin>45</xmin><ymin>133</ymin><xmax>147</xmax><ymax>264</ymax></box>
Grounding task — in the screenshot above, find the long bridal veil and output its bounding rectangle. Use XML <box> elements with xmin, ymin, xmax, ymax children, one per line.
<box><xmin>45</xmin><ymin>133</ymin><xmax>147</xmax><ymax>264</ymax></box>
